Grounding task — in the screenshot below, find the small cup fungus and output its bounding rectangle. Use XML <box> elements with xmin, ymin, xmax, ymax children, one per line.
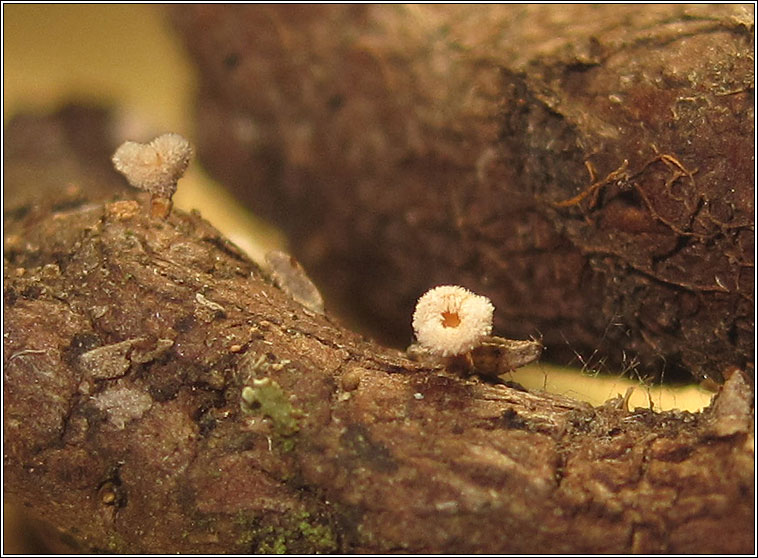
<box><xmin>412</xmin><ymin>285</ymin><xmax>494</xmax><ymax>357</ymax></box>
<box><xmin>111</xmin><ymin>133</ymin><xmax>193</xmax><ymax>218</ymax></box>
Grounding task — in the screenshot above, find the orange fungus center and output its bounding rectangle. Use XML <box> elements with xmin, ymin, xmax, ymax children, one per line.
<box><xmin>441</xmin><ymin>311</ymin><xmax>461</xmax><ymax>328</ymax></box>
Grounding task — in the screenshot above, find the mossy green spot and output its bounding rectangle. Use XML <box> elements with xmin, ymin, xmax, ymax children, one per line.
<box><xmin>296</xmin><ymin>512</ymin><xmax>338</xmax><ymax>553</ymax></box>
<box><xmin>239</xmin><ymin>510</ymin><xmax>338</xmax><ymax>554</ymax></box>
<box><xmin>241</xmin><ymin>378</ymin><xmax>300</xmax><ymax>436</ymax></box>
<box><xmin>254</xmin><ymin>527</ymin><xmax>288</xmax><ymax>554</ymax></box>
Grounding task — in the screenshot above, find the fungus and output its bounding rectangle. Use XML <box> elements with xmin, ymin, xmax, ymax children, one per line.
<box><xmin>111</xmin><ymin>132</ymin><xmax>193</xmax><ymax>218</ymax></box>
<box><xmin>412</xmin><ymin>285</ymin><xmax>494</xmax><ymax>357</ymax></box>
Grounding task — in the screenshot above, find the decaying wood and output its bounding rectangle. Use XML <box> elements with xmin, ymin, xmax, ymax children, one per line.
<box><xmin>172</xmin><ymin>4</ymin><xmax>754</xmax><ymax>384</ymax></box>
<box><xmin>3</xmin><ymin>109</ymin><xmax>754</xmax><ymax>554</ymax></box>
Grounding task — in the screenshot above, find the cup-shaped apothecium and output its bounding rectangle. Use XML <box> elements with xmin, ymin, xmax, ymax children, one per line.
<box><xmin>412</xmin><ymin>285</ymin><xmax>495</xmax><ymax>357</ymax></box>
<box><xmin>112</xmin><ymin>133</ymin><xmax>193</xmax><ymax>218</ymax></box>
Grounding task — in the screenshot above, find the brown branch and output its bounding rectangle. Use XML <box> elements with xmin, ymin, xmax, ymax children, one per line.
<box><xmin>3</xmin><ymin>110</ymin><xmax>754</xmax><ymax>553</ymax></box>
<box><xmin>172</xmin><ymin>5</ymin><xmax>754</xmax><ymax>385</ymax></box>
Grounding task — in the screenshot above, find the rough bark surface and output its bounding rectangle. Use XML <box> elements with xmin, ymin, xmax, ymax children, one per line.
<box><xmin>172</xmin><ymin>4</ymin><xmax>754</xmax><ymax>383</ymax></box>
<box><xmin>3</xmin><ymin>108</ymin><xmax>755</xmax><ymax>554</ymax></box>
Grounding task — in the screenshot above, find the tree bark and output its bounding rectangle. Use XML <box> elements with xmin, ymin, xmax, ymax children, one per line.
<box><xmin>172</xmin><ymin>4</ymin><xmax>754</xmax><ymax>384</ymax></box>
<box><xmin>3</xmin><ymin>107</ymin><xmax>754</xmax><ymax>554</ymax></box>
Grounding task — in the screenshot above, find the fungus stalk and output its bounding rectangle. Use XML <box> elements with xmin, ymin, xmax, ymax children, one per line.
<box><xmin>111</xmin><ymin>133</ymin><xmax>193</xmax><ymax>218</ymax></box>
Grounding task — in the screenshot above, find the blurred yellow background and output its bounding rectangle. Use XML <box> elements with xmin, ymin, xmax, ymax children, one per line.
<box><xmin>3</xmin><ymin>5</ymin><xmax>190</xmax><ymax>130</ymax></box>
<box><xmin>3</xmin><ymin>4</ymin><xmax>714</xmax><ymax>552</ymax></box>
<box><xmin>3</xmin><ymin>4</ymin><xmax>285</xmax><ymax>263</ymax></box>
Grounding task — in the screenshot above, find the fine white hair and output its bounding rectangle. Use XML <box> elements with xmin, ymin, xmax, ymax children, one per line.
<box><xmin>112</xmin><ymin>133</ymin><xmax>193</xmax><ymax>198</ymax></box>
<box><xmin>412</xmin><ymin>285</ymin><xmax>494</xmax><ymax>356</ymax></box>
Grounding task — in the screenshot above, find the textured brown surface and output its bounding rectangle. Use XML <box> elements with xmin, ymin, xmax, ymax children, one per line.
<box><xmin>172</xmin><ymin>4</ymin><xmax>754</xmax><ymax>383</ymax></box>
<box><xmin>3</xmin><ymin>107</ymin><xmax>754</xmax><ymax>554</ymax></box>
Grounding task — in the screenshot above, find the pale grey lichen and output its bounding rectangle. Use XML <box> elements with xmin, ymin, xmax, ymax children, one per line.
<box><xmin>78</xmin><ymin>339</ymin><xmax>140</xmax><ymax>380</ymax></box>
<box><xmin>93</xmin><ymin>385</ymin><xmax>153</xmax><ymax>429</ymax></box>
